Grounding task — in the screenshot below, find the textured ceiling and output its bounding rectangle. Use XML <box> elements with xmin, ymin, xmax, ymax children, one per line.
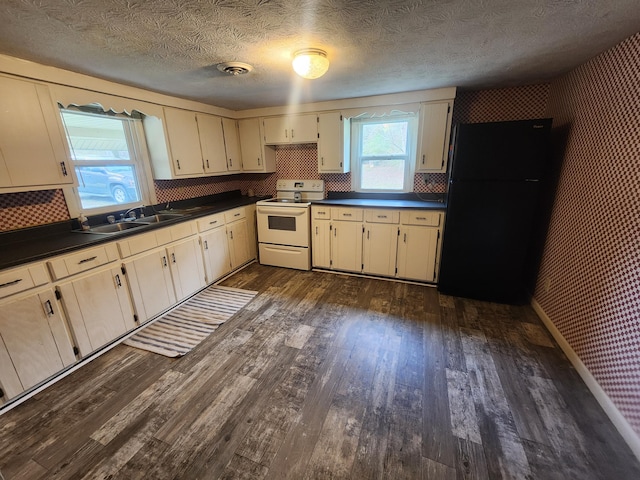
<box><xmin>0</xmin><ymin>0</ymin><xmax>638</xmax><ymax>110</ymax></box>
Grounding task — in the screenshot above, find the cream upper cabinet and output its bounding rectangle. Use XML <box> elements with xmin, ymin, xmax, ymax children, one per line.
<box><xmin>238</xmin><ymin>118</ymin><xmax>276</xmax><ymax>172</ymax></box>
<box><xmin>317</xmin><ymin>112</ymin><xmax>349</xmax><ymax>173</ymax></box>
<box><xmin>416</xmin><ymin>101</ymin><xmax>453</xmax><ymax>173</ymax></box>
<box><xmin>262</xmin><ymin>114</ymin><xmax>317</xmax><ymax>145</ymax></box>
<box><xmin>0</xmin><ymin>288</ymin><xmax>76</xmax><ymax>402</ymax></box>
<box><xmin>197</xmin><ymin>114</ymin><xmax>228</xmax><ymax>175</ymax></box>
<box><xmin>221</xmin><ymin>117</ymin><xmax>242</xmax><ymax>173</ymax></box>
<box><xmin>163</xmin><ymin>107</ymin><xmax>204</xmax><ymax>176</ymax></box>
<box><xmin>0</xmin><ymin>74</ymin><xmax>73</xmax><ymax>191</ymax></box>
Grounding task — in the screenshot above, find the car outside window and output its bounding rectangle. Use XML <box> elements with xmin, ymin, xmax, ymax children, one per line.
<box><xmin>60</xmin><ymin>109</ymin><xmax>147</xmax><ymax>212</ymax></box>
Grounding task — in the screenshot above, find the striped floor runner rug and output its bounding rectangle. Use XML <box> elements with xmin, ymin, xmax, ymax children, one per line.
<box><xmin>124</xmin><ymin>285</ymin><xmax>257</xmax><ymax>357</ymax></box>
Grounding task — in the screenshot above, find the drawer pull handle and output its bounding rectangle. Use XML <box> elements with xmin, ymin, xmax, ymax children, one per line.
<box><xmin>44</xmin><ymin>299</ymin><xmax>54</xmax><ymax>316</ymax></box>
<box><xmin>162</xmin><ymin>256</ymin><xmax>168</xmax><ymax>267</ymax></box>
<box><xmin>115</xmin><ymin>274</ymin><xmax>122</xmax><ymax>287</ymax></box>
<box><xmin>78</xmin><ymin>256</ymin><xmax>97</xmax><ymax>264</ymax></box>
<box><xmin>377</xmin><ymin>215</ymin><xmax>387</xmax><ymax>218</ymax></box>
<box><xmin>204</xmin><ymin>240</ymin><xmax>209</xmax><ymax>250</ymax></box>
<box><xmin>416</xmin><ymin>217</ymin><xmax>427</xmax><ymax>220</ymax></box>
<box><xmin>171</xmin><ymin>253</ymin><xmax>176</xmax><ymax>264</ymax></box>
<box><xmin>0</xmin><ymin>278</ymin><xmax>22</xmax><ymax>288</ymax></box>
<box><xmin>343</xmin><ymin>213</ymin><xmax>352</xmax><ymax>217</ymax></box>
<box><xmin>234</xmin><ymin>213</ymin><xmax>240</xmax><ymax>217</ymax></box>
<box><xmin>209</xmin><ymin>220</ymin><xmax>218</xmax><ymax>225</ymax></box>
<box><xmin>60</xmin><ymin>161</ymin><xmax>68</xmax><ymax>176</ymax></box>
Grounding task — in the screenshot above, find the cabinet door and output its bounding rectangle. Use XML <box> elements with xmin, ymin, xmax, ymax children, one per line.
<box><xmin>201</xmin><ymin>228</ymin><xmax>232</xmax><ymax>283</ymax></box>
<box><xmin>262</xmin><ymin>117</ymin><xmax>290</xmax><ymax>144</ymax></box>
<box><xmin>222</xmin><ymin>117</ymin><xmax>242</xmax><ymax>173</ymax></box>
<box><xmin>331</xmin><ymin>221</ymin><xmax>363</xmax><ymax>273</ymax></box>
<box><xmin>57</xmin><ymin>266</ymin><xmax>135</xmax><ymax>356</ymax></box>
<box><xmin>0</xmin><ymin>289</ymin><xmax>75</xmax><ymax>399</ymax></box>
<box><xmin>238</xmin><ymin>118</ymin><xmax>264</xmax><ymax>171</ymax></box>
<box><xmin>245</xmin><ymin>204</ymin><xmax>257</xmax><ymax>260</ymax></box>
<box><xmin>0</xmin><ymin>75</ymin><xmax>72</xmax><ymax>188</ymax></box>
<box><xmin>124</xmin><ymin>250</ymin><xmax>176</xmax><ymax>323</ymax></box>
<box><xmin>312</xmin><ymin>220</ymin><xmax>331</xmax><ymax>269</ymax></box>
<box><xmin>228</xmin><ymin>220</ymin><xmax>251</xmax><ymax>270</ymax></box>
<box><xmin>164</xmin><ymin>107</ymin><xmax>204</xmax><ymax>176</ymax></box>
<box><xmin>417</xmin><ymin>101</ymin><xmax>452</xmax><ymax>173</ymax></box>
<box><xmin>397</xmin><ymin>226</ymin><xmax>440</xmax><ymax>282</ymax></box>
<box><xmin>167</xmin><ymin>237</ymin><xmax>206</xmax><ymax>302</ymax></box>
<box><xmin>318</xmin><ymin>112</ymin><xmax>347</xmax><ymax>173</ymax></box>
<box><xmin>290</xmin><ymin>114</ymin><xmax>318</xmax><ymax>143</ymax></box>
<box><xmin>363</xmin><ymin>223</ymin><xmax>399</xmax><ymax>276</ymax></box>
<box><xmin>197</xmin><ymin>114</ymin><xmax>228</xmax><ymax>174</ymax></box>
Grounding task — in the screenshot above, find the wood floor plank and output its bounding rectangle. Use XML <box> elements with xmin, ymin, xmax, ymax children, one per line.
<box><xmin>1</xmin><ymin>264</ymin><xmax>639</xmax><ymax>480</ymax></box>
<box><xmin>461</xmin><ymin>328</ymin><xmax>533</xmax><ymax>480</ymax></box>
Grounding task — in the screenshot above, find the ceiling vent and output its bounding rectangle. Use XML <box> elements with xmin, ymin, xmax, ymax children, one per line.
<box><xmin>216</xmin><ymin>62</ymin><xmax>253</xmax><ymax>76</ymax></box>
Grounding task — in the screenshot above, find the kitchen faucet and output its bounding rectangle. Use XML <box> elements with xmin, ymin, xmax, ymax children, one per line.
<box><xmin>120</xmin><ymin>205</ymin><xmax>145</xmax><ymax>221</ymax></box>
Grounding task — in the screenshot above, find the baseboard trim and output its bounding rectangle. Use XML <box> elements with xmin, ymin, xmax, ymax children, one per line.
<box><xmin>531</xmin><ymin>298</ymin><xmax>640</xmax><ymax>461</ymax></box>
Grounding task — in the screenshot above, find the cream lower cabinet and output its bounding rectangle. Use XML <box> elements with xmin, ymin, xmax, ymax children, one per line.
<box><xmin>362</xmin><ymin>209</ymin><xmax>400</xmax><ymax>277</ymax></box>
<box><xmin>311</xmin><ymin>206</ymin><xmax>332</xmax><ymax>269</ymax></box>
<box><xmin>123</xmin><ymin>249</ymin><xmax>177</xmax><ymax>323</ymax></box>
<box><xmin>225</xmin><ymin>207</ymin><xmax>252</xmax><ymax>269</ymax></box>
<box><xmin>397</xmin><ymin>210</ymin><xmax>443</xmax><ymax>282</ymax></box>
<box><xmin>0</xmin><ymin>287</ymin><xmax>76</xmax><ymax>402</ymax></box>
<box><xmin>167</xmin><ymin>237</ymin><xmax>206</xmax><ymax>300</ymax></box>
<box><xmin>56</xmin><ymin>265</ymin><xmax>136</xmax><ymax>357</ymax></box>
<box><xmin>200</xmin><ymin>226</ymin><xmax>232</xmax><ymax>283</ymax></box>
<box><xmin>311</xmin><ymin>206</ymin><xmax>444</xmax><ymax>283</ymax></box>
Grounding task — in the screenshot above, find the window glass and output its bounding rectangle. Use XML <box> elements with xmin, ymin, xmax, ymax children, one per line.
<box><xmin>351</xmin><ymin>116</ymin><xmax>416</xmax><ymax>192</ymax></box>
<box><xmin>60</xmin><ymin>110</ymin><xmax>144</xmax><ymax>211</ymax></box>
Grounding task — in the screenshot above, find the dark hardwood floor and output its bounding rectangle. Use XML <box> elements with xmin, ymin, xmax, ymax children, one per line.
<box><xmin>1</xmin><ymin>263</ymin><xmax>639</xmax><ymax>479</ymax></box>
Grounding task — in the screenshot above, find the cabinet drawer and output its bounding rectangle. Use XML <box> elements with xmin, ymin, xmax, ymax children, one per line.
<box><xmin>225</xmin><ymin>207</ymin><xmax>246</xmax><ymax>223</ymax></box>
<box><xmin>0</xmin><ymin>263</ymin><xmax>49</xmax><ymax>299</ymax></box>
<box><xmin>332</xmin><ymin>208</ymin><xmax>363</xmax><ymax>222</ymax></box>
<box><xmin>118</xmin><ymin>231</ymin><xmax>159</xmax><ymax>258</ymax></box>
<box><xmin>365</xmin><ymin>209</ymin><xmax>400</xmax><ymax>224</ymax></box>
<box><xmin>167</xmin><ymin>221</ymin><xmax>197</xmax><ymax>242</ymax></box>
<box><xmin>197</xmin><ymin>212</ymin><xmax>226</xmax><ymax>232</ymax></box>
<box><xmin>312</xmin><ymin>206</ymin><xmax>331</xmax><ymax>220</ymax></box>
<box><xmin>400</xmin><ymin>210</ymin><xmax>443</xmax><ymax>227</ymax></box>
<box><xmin>48</xmin><ymin>243</ymin><xmax>119</xmax><ymax>280</ymax></box>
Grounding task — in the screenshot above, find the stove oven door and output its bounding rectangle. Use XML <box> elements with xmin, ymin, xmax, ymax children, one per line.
<box><xmin>257</xmin><ymin>205</ymin><xmax>310</xmax><ymax>247</ymax></box>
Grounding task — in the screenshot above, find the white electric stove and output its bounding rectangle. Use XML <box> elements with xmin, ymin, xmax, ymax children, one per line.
<box><xmin>256</xmin><ymin>179</ymin><xmax>325</xmax><ymax>270</ymax></box>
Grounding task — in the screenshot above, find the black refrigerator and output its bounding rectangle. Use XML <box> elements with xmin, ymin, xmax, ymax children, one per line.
<box><xmin>437</xmin><ymin>118</ymin><xmax>552</xmax><ymax>305</ymax></box>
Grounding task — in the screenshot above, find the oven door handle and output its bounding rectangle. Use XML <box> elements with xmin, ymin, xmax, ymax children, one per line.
<box><xmin>257</xmin><ymin>207</ymin><xmax>308</xmax><ymax>216</ymax></box>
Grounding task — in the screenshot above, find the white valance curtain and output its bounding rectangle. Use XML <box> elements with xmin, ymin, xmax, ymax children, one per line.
<box><xmin>341</xmin><ymin>103</ymin><xmax>420</xmax><ymax>120</ymax></box>
<box><xmin>50</xmin><ymin>85</ymin><xmax>164</xmax><ymax>118</ymax></box>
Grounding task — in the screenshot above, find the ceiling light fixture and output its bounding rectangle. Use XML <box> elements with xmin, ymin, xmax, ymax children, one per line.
<box><xmin>292</xmin><ymin>49</ymin><xmax>329</xmax><ymax>79</ymax></box>
<box><xmin>217</xmin><ymin>62</ymin><xmax>253</xmax><ymax>76</ymax></box>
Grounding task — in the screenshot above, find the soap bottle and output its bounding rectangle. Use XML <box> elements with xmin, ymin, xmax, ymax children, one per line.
<box><xmin>79</xmin><ymin>213</ymin><xmax>90</xmax><ymax>231</ymax></box>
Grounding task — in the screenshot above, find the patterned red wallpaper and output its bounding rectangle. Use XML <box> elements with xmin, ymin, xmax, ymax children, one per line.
<box><xmin>535</xmin><ymin>32</ymin><xmax>640</xmax><ymax>434</ymax></box>
<box><xmin>0</xmin><ymin>189</ymin><xmax>69</xmax><ymax>232</ymax></box>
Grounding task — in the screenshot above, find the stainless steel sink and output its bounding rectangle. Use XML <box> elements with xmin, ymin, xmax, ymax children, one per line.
<box><xmin>133</xmin><ymin>213</ymin><xmax>184</xmax><ymax>224</ymax></box>
<box><xmin>75</xmin><ymin>222</ymin><xmax>146</xmax><ymax>235</ymax></box>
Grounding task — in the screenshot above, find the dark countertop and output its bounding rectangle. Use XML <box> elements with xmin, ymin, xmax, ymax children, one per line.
<box><xmin>0</xmin><ymin>192</ymin><xmax>266</xmax><ymax>271</ymax></box>
<box><xmin>312</xmin><ymin>198</ymin><xmax>446</xmax><ymax>210</ymax></box>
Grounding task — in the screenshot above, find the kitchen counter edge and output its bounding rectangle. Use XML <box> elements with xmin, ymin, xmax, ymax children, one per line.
<box><xmin>0</xmin><ymin>196</ymin><xmax>265</xmax><ymax>271</ymax></box>
<box><xmin>311</xmin><ymin>198</ymin><xmax>447</xmax><ymax>210</ymax></box>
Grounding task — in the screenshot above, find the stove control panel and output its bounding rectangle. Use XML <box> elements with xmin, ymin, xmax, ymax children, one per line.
<box><xmin>276</xmin><ymin>179</ymin><xmax>325</xmax><ymax>193</ymax></box>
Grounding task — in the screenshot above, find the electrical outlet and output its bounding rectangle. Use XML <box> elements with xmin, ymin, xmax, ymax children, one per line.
<box><xmin>543</xmin><ymin>277</ymin><xmax>551</xmax><ymax>294</ymax></box>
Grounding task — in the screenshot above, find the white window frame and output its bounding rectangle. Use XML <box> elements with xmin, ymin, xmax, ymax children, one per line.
<box><xmin>350</xmin><ymin>114</ymin><xmax>418</xmax><ymax>193</ymax></box>
<box><xmin>60</xmin><ymin>108</ymin><xmax>157</xmax><ymax>218</ymax></box>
